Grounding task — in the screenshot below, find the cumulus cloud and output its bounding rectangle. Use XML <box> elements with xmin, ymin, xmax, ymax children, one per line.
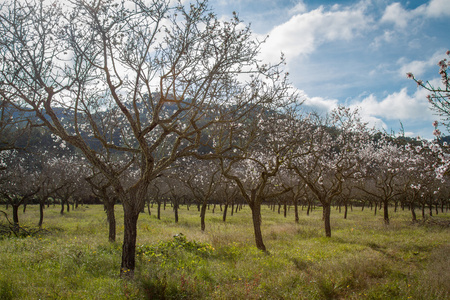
<box><xmin>381</xmin><ymin>0</ymin><xmax>450</xmax><ymax>29</ymax></box>
<box><xmin>303</xmin><ymin>96</ymin><xmax>339</xmax><ymax>114</ymax></box>
<box><xmin>380</xmin><ymin>3</ymin><xmax>411</xmax><ymax>28</ymax></box>
<box><xmin>425</xmin><ymin>0</ymin><xmax>450</xmax><ymax>17</ymax></box>
<box><xmin>350</xmin><ymin>87</ymin><xmax>433</xmax><ymax>122</ymax></box>
<box><xmin>258</xmin><ymin>3</ymin><xmax>372</xmax><ymax>63</ymax></box>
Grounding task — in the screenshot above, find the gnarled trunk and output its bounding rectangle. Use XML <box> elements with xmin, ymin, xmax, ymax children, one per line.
<box><xmin>250</xmin><ymin>202</ymin><xmax>266</xmax><ymax>251</ymax></box>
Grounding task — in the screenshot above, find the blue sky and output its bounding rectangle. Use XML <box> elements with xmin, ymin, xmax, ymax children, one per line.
<box><xmin>209</xmin><ymin>0</ymin><xmax>450</xmax><ymax>139</ymax></box>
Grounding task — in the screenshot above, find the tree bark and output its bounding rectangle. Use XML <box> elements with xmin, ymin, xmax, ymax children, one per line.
<box><xmin>223</xmin><ymin>204</ymin><xmax>228</xmax><ymax>222</ymax></box>
<box><xmin>157</xmin><ymin>202</ymin><xmax>161</xmax><ymax>220</ymax></box>
<box><xmin>200</xmin><ymin>202</ymin><xmax>207</xmax><ymax>231</ymax></box>
<box><xmin>121</xmin><ymin>204</ymin><xmax>139</xmax><ymax>278</ymax></box>
<box><xmin>38</xmin><ymin>201</ymin><xmax>45</xmax><ymax>228</ymax></box>
<box><xmin>174</xmin><ymin>203</ymin><xmax>179</xmax><ymax>223</ymax></box>
<box><xmin>294</xmin><ymin>199</ymin><xmax>299</xmax><ymax>224</ymax></box>
<box><xmin>105</xmin><ymin>201</ymin><xmax>116</xmax><ymax>242</ymax></box>
<box><xmin>323</xmin><ymin>203</ymin><xmax>332</xmax><ymax>237</ymax></box>
<box><xmin>250</xmin><ymin>202</ymin><xmax>266</xmax><ymax>251</ymax></box>
<box><xmin>12</xmin><ymin>204</ymin><xmax>20</xmax><ymax>231</ymax></box>
<box><xmin>383</xmin><ymin>199</ymin><xmax>389</xmax><ymax>225</ymax></box>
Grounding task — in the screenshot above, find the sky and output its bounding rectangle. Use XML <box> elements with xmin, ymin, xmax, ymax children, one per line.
<box><xmin>208</xmin><ymin>0</ymin><xmax>450</xmax><ymax>139</ymax></box>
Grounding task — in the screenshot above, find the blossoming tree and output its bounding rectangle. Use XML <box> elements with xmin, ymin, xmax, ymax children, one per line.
<box><xmin>0</xmin><ymin>0</ymin><xmax>293</xmax><ymax>276</ymax></box>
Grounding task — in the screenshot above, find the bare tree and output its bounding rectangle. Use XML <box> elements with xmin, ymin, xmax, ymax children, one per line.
<box><xmin>0</xmin><ymin>0</ymin><xmax>289</xmax><ymax>276</ymax></box>
<box><xmin>0</xmin><ymin>151</ymin><xmax>40</xmax><ymax>233</ymax></box>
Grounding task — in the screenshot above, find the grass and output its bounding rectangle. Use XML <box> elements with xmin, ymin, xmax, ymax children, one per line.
<box><xmin>0</xmin><ymin>203</ymin><xmax>449</xmax><ymax>299</ymax></box>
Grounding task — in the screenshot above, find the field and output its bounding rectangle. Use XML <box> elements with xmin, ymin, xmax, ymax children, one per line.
<box><xmin>0</xmin><ymin>203</ymin><xmax>449</xmax><ymax>299</ymax></box>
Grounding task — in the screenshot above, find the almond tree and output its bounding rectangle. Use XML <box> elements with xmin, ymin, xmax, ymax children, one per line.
<box><xmin>171</xmin><ymin>158</ymin><xmax>221</xmax><ymax>230</ymax></box>
<box><xmin>218</xmin><ymin>106</ymin><xmax>300</xmax><ymax>251</ymax></box>
<box><xmin>288</xmin><ymin>107</ymin><xmax>372</xmax><ymax>237</ymax></box>
<box><xmin>85</xmin><ymin>169</ymin><xmax>119</xmax><ymax>242</ymax></box>
<box><xmin>215</xmin><ymin>178</ymin><xmax>239</xmax><ymax>222</ymax></box>
<box><xmin>0</xmin><ymin>0</ymin><xmax>289</xmax><ymax>276</ymax></box>
<box><xmin>0</xmin><ymin>151</ymin><xmax>40</xmax><ymax>233</ymax></box>
<box><xmin>407</xmin><ymin>50</ymin><xmax>450</xmax><ymax>133</ymax></box>
<box><xmin>356</xmin><ymin>135</ymin><xmax>412</xmax><ymax>225</ymax></box>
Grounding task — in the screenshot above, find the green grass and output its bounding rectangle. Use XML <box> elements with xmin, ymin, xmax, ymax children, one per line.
<box><xmin>0</xmin><ymin>204</ymin><xmax>449</xmax><ymax>299</ymax></box>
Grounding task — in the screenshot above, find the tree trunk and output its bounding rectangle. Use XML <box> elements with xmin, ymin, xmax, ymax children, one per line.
<box><xmin>105</xmin><ymin>201</ymin><xmax>116</xmax><ymax>242</ymax></box>
<box><xmin>410</xmin><ymin>201</ymin><xmax>417</xmax><ymax>222</ymax></box>
<box><xmin>200</xmin><ymin>202</ymin><xmax>207</xmax><ymax>231</ymax></box>
<box><xmin>38</xmin><ymin>201</ymin><xmax>45</xmax><ymax>228</ymax></box>
<box><xmin>174</xmin><ymin>203</ymin><xmax>179</xmax><ymax>223</ymax></box>
<box><xmin>294</xmin><ymin>199</ymin><xmax>299</xmax><ymax>224</ymax></box>
<box><xmin>121</xmin><ymin>204</ymin><xmax>139</xmax><ymax>278</ymax></box>
<box><xmin>250</xmin><ymin>202</ymin><xmax>266</xmax><ymax>251</ymax></box>
<box><xmin>323</xmin><ymin>203</ymin><xmax>331</xmax><ymax>237</ymax></box>
<box><xmin>283</xmin><ymin>202</ymin><xmax>287</xmax><ymax>218</ymax></box>
<box><xmin>12</xmin><ymin>204</ymin><xmax>20</xmax><ymax>231</ymax></box>
<box><xmin>157</xmin><ymin>202</ymin><xmax>161</xmax><ymax>220</ymax></box>
<box><xmin>223</xmin><ymin>204</ymin><xmax>228</xmax><ymax>222</ymax></box>
<box><xmin>60</xmin><ymin>200</ymin><xmax>65</xmax><ymax>215</ymax></box>
<box><xmin>344</xmin><ymin>203</ymin><xmax>348</xmax><ymax>219</ymax></box>
<box><xmin>383</xmin><ymin>199</ymin><xmax>389</xmax><ymax>225</ymax></box>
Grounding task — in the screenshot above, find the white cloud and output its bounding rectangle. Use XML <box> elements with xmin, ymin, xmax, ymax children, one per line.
<box><xmin>380</xmin><ymin>3</ymin><xmax>411</xmax><ymax>28</ymax></box>
<box><xmin>398</xmin><ymin>50</ymin><xmax>446</xmax><ymax>78</ymax></box>
<box><xmin>350</xmin><ymin>87</ymin><xmax>433</xmax><ymax>122</ymax></box>
<box><xmin>290</xmin><ymin>1</ymin><xmax>307</xmax><ymax>15</ymax></box>
<box><xmin>381</xmin><ymin>0</ymin><xmax>450</xmax><ymax>29</ymax></box>
<box><xmin>258</xmin><ymin>3</ymin><xmax>371</xmax><ymax>63</ymax></box>
<box><xmin>304</xmin><ymin>96</ymin><xmax>339</xmax><ymax>113</ymax></box>
<box><xmin>425</xmin><ymin>0</ymin><xmax>450</xmax><ymax>17</ymax></box>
